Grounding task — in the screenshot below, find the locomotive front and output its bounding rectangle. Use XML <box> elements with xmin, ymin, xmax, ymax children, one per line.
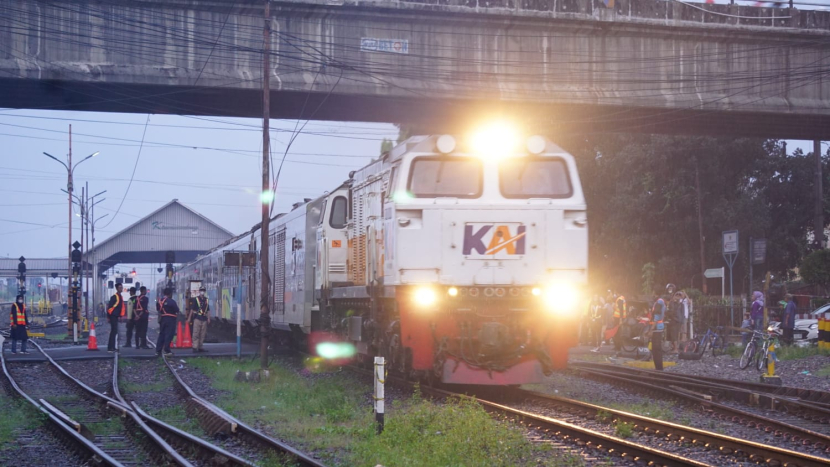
<box><xmin>384</xmin><ymin>129</ymin><xmax>587</xmax><ymax>385</ymax></box>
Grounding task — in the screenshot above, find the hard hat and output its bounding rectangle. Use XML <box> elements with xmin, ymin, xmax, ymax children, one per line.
<box><xmin>199</xmin><ymin>286</ymin><xmax>206</xmax><ymax>291</ymax></box>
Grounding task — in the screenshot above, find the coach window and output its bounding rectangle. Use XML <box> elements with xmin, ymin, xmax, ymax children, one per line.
<box><xmin>499</xmin><ymin>157</ymin><xmax>572</xmax><ymax>199</ymax></box>
<box><xmin>330</xmin><ymin>196</ymin><xmax>347</xmax><ymax>229</ymax></box>
<box><xmin>407</xmin><ymin>157</ymin><xmax>482</xmax><ymax>198</ymax></box>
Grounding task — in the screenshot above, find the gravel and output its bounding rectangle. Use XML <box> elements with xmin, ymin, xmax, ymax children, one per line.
<box><xmin>0</xmin><ymin>385</ymin><xmax>86</xmax><ymax>467</ymax></box>
<box><xmin>530</xmin><ymin>369</ymin><xmax>830</xmax><ymax>460</ymax></box>
<box><xmin>662</xmin><ymin>351</ymin><xmax>830</xmax><ymax>391</ymax></box>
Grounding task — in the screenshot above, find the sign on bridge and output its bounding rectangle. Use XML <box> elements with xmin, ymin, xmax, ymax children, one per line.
<box><xmin>361</xmin><ymin>38</ymin><xmax>409</xmax><ymax>54</ymax></box>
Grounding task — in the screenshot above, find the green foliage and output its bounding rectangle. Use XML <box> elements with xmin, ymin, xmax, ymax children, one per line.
<box><xmin>380</xmin><ymin>139</ymin><xmax>394</xmax><ymax>155</ymax></box>
<box><xmin>799</xmin><ymin>249</ymin><xmax>830</xmax><ymax>291</ymax></box>
<box><xmin>561</xmin><ymin>135</ymin><xmax>829</xmax><ymax>294</ymax></box>
<box><xmin>614</xmin><ymin>421</ymin><xmax>633</xmax><ymax>439</ymax></box>
<box><xmin>0</xmin><ymin>395</ymin><xmax>43</xmax><ymax>448</ymax></box>
<box><xmin>774</xmin><ymin>345</ymin><xmax>830</xmax><ymax>361</ymax></box>
<box><xmin>188</xmin><ymin>359</ymin><xmax>571</xmax><ymax>466</ymax></box>
<box><xmin>641</xmin><ymin>263</ymin><xmax>656</xmax><ymax>295</ymax></box>
<box><xmin>595</xmin><ymin>409</ymin><xmax>612</xmax><ymax>423</ymax></box>
<box><xmin>352</xmin><ymin>395</ymin><xmax>565</xmax><ymax>467</ymax></box>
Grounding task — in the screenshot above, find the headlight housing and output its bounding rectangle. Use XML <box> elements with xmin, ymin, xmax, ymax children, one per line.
<box><xmin>541</xmin><ymin>282</ymin><xmax>580</xmax><ymax>314</ymax></box>
<box><xmin>413</xmin><ymin>286</ymin><xmax>437</xmax><ymax>307</ymax></box>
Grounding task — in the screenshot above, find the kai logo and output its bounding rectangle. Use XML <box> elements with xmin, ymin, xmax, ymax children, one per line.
<box><xmin>463</xmin><ymin>223</ymin><xmax>526</xmax><ymax>257</ymax></box>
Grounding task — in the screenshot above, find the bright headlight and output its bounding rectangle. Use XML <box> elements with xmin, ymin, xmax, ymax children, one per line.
<box><xmin>413</xmin><ymin>287</ymin><xmax>437</xmax><ymax>307</ymax></box>
<box><xmin>543</xmin><ymin>282</ymin><xmax>580</xmax><ymax>314</ymax></box>
<box><xmin>447</xmin><ymin>287</ymin><xmax>459</xmax><ymax>297</ymax></box>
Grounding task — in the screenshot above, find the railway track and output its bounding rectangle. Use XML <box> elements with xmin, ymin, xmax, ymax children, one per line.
<box><xmin>110</xmin><ymin>353</ymin><xmax>257</xmax><ymax>467</ymax></box>
<box><xmin>571</xmin><ymin>362</ymin><xmax>830</xmax><ymax>451</ymax></box>
<box><xmin>508</xmin><ymin>386</ymin><xmax>830</xmax><ymax>466</ymax></box>
<box><xmin>160</xmin><ymin>354</ymin><xmax>328</xmax><ymax>467</ymax></box>
<box><xmin>0</xmin><ymin>341</ymin><xmax>117</xmax><ymax>466</ymax></box>
<box><xmin>4</xmin><ymin>340</ymin><xmax>183</xmax><ymax>466</ymax></box>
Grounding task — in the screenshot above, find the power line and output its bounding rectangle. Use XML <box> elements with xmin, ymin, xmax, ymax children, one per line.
<box><xmin>98</xmin><ymin>115</ymin><xmax>149</xmax><ymax>229</ymax></box>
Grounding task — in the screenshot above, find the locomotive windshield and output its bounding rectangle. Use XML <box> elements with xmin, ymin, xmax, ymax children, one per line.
<box><xmin>499</xmin><ymin>157</ymin><xmax>572</xmax><ymax>198</ymax></box>
<box><xmin>407</xmin><ymin>157</ymin><xmax>482</xmax><ymax>198</ymax></box>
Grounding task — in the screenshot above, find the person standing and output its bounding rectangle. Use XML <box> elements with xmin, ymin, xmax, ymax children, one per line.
<box><xmin>650</xmin><ymin>290</ymin><xmax>666</xmax><ymax>370</ymax></box>
<box><xmin>188</xmin><ymin>286</ymin><xmax>211</xmax><ymax>353</ymax></box>
<box><xmin>135</xmin><ymin>286</ymin><xmax>150</xmax><ymax>349</ymax></box>
<box><xmin>666</xmin><ymin>293</ymin><xmax>682</xmax><ymax>352</ymax></box>
<box><xmin>750</xmin><ymin>291</ymin><xmax>765</xmax><ymax>332</ymax></box>
<box><xmin>106</xmin><ymin>283</ymin><xmax>126</xmax><ymax>353</ymax></box>
<box><xmin>782</xmin><ymin>294</ymin><xmax>796</xmax><ymax>345</ymax></box>
<box><xmin>124</xmin><ymin>287</ymin><xmax>137</xmax><ymax>348</ymax></box>
<box><xmin>9</xmin><ymin>294</ymin><xmax>30</xmax><ymax>354</ymax></box>
<box><xmin>156</xmin><ymin>288</ymin><xmax>180</xmax><ymax>357</ymax></box>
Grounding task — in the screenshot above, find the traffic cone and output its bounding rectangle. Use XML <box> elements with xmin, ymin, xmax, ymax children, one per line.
<box><xmin>182</xmin><ymin>322</ymin><xmax>192</xmax><ymax>348</ymax></box>
<box><xmin>87</xmin><ymin>323</ymin><xmax>99</xmax><ymax>351</ymax></box>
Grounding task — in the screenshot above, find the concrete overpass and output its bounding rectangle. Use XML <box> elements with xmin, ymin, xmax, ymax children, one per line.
<box><xmin>1</xmin><ymin>0</ymin><xmax>829</xmax><ymax>138</ymax></box>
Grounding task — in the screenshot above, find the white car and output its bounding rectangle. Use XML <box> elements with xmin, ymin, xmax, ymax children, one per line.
<box><xmin>770</xmin><ymin>303</ymin><xmax>830</xmax><ymax>341</ymax></box>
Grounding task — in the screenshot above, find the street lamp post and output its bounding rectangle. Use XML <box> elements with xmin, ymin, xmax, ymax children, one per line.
<box><xmin>43</xmin><ymin>125</ymin><xmax>99</xmax><ymax>334</ymax></box>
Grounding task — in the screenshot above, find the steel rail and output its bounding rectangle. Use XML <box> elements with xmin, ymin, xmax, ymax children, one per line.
<box><xmin>111</xmin><ymin>352</ymin><xmax>255</xmax><ymax>467</ymax></box>
<box><xmin>573</xmin><ymin>366</ymin><xmax>830</xmax><ymax>450</ymax></box>
<box><xmin>571</xmin><ymin>362</ymin><xmax>830</xmax><ymax>426</ymax></box>
<box><xmin>574</xmin><ymin>362</ymin><xmax>830</xmax><ymax>407</ymax></box>
<box><xmin>161</xmin><ymin>355</ymin><xmax>328</xmax><ymax>467</ymax></box>
<box><xmin>26</xmin><ymin>340</ymin><xmax>193</xmax><ymax>466</ymax></box>
<box><xmin>512</xmin><ymin>387</ymin><xmax>830</xmax><ymax>467</ymax></box>
<box><xmin>0</xmin><ymin>342</ymin><xmax>121</xmax><ymax>466</ymax></box>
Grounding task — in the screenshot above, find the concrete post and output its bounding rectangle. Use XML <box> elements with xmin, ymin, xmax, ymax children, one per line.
<box><xmin>374</xmin><ymin>356</ymin><xmax>385</xmax><ymax>434</ymax></box>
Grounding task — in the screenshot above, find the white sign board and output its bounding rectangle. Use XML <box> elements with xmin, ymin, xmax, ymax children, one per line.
<box><xmin>704</xmin><ymin>267</ymin><xmax>724</xmax><ymax>278</ymax></box>
<box><xmin>722</xmin><ymin>230</ymin><xmax>739</xmax><ymax>255</ymax></box>
<box><xmin>188</xmin><ymin>280</ymin><xmax>203</xmax><ymax>298</ymax></box>
<box><xmin>361</xmin><ymin>38</ymin><xmax>409</xmax><ymax>54</ymax></box>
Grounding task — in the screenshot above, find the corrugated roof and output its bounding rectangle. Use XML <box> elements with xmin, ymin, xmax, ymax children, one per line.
<box><xmin>88</xmin><ymin>199</ymin><xmax>234</xmax><ymax>268</ymax></box>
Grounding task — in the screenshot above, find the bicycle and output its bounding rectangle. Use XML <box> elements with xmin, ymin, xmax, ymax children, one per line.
<box><xmin>680</xmin><ymin>326</ymin><xmax>726</xmax><ymax>357</ymax></box>
<box><xmin>755</xmin><ymin>329</ymin><xmax>780</xmax><ymax>372</ymax></box>
<box><xmin>739</xmin><ymin>330</ymin><xmax>763</xmax><ymax>369</ymax></box>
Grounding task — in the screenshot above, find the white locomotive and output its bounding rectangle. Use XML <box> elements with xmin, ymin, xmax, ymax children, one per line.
<box><xmin>172</xmin><ymin>130</ymin><xmax>588</xmax><ymax>385</ymax></box>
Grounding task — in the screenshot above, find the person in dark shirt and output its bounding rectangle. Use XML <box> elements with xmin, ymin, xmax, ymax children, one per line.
<box><xmin>124</xmin><ymin>287</ymin><xmax>137</xmax><ymax>348</ymax></box>
<box><xmin>650</xmin><ymin>290</ymin><xmax>667</xmax><ymax>371</ymax></box>
<box><xmin>155</xmin><ymin>287</ymin><xmax>180</xmax><ymax>357</ymax></box>
<box><xmin>135</xmin><ymin>286</ymin><xmax>151</xmax><ymax>349</ymax></box>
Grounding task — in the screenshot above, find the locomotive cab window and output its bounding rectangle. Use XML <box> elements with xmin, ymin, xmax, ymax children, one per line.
<box><xmin>407</xmin><ymin>157</ymin><xmax>482</xmax><ymax>198</ymax></box>
<box><xmin>499</xmin><ymin>157</ymin><xmax>572</xmax><ymax>198</ymax></box>
<box><xmin>329</xmin><ymin>196</ymin><xmax>347</xmax><ymax>229</ymax></box>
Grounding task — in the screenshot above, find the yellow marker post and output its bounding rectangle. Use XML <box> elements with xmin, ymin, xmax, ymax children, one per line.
<box><xmin>761</xmin><ymin>337</ymin><xmax>782</xmax><ymax>385</ymax></box>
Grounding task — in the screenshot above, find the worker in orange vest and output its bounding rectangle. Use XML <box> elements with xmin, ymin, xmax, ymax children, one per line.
<box><xmin>106</xmin><ymin>283</ymin><xmax>126</xmax><ymax>353</ymax></box>
<box><xmin>9</xmin><ymin>294</ymin><xmax>30</xmax><ymax>354</ymax></box>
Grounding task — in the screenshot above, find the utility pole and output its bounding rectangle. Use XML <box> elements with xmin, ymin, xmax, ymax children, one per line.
<box><xmin>695</xmin><ymin>159</ymin><xmax>707</xmax><ymax>294</ymax></box>
<box><xmin>68</xmin><ymin>125</ymin><xmax>73</xmax><ymax>334</ymax></box>
<box><xmin>80</xmin><ymin>185</ymin><xmax>85</xmax><ymax>323</ymax></box>
<box><xmin>260</xmin><ymin>0</ymin><xmax>272</xmax><ymax>370</ymax></box>
<box><xmin>815</xmin><ymin>139</ymin><xmax>825</xmax><ymax>249</ymax></box>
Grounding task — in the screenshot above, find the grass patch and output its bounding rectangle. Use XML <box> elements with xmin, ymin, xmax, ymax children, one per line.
<box><xmin>614</xmin><ymin>421</ymin><xmax>633</xmax><ymax>438</ymax></box>
<box><xmin>775</xmin><ymin>345</ymin><xmax>830</xmax><ymax>361</ymax></box>
<box><xmin>149</xmin><ymin>405</ymin><xmax>203</xmax><ymax>436</ymax></box>
<box><xmin>600</xmin><ymin>400</ymin><xmax>677</xmax><ymax>423</ymax></box>
<box><xmin>815</xmin><ymin>366</ymin><xmax>830</xmax><ymax>377</ymax></box>
<box><xmin>352</xmin><ymin>391</ymin><xmax>568</xmax><ymax>467</ymax></box>
<box><xmin>724</xmin><ymin>343</ymin><xmax>745</xmax><ymax>359</ymax></box>
<box><xmin>0</xmin><ymin>394</ymin><xmax>44</xmax><ymax>449</ymax></box>
<box><xmin>188</xmin><ymin>358</ymin><xmax>570</xmax><ymax>466</ymax></box>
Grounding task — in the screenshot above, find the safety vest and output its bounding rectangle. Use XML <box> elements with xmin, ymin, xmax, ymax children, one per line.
<box><xmin>135</xmin><ymin>296</ymin><xmax>147</xmax><ymax>316</ymax></box>
<box><xmin>108</xmin><ymin>293</ymin><xmax>126</xmax><ymax>317</ymax></box>
<box><xmin>613</xmin><ymin>296</ymin><xmax>627</xmax><ymax>319</ymax></box>
<box><xmin>11</xmin><ymin>303</ymin><xmax>26</xmax><ymax>326</ymax></box>
<box><xmin>193</xmin><ymin>296</ymin><xmax>208</xmax><ymax>316</ymax></box>
<box><xmin>159</xmin><ymin>298</ymin><xmax>177</xmax><ymax>318</ymax></box>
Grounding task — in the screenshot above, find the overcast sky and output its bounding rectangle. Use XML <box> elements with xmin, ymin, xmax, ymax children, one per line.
<box><xmin>0</xmin><ymin>108</ymin><xmax>397</xmax><ymax>276</ymax></box>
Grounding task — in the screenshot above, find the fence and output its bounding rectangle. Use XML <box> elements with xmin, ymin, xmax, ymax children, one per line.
<box><xmin>692</xmin><ymin>304</ymin><xmax>815</xmax><ymax>333</ymax></box>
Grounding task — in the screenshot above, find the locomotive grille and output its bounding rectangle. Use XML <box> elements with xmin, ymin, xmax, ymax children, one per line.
<box><xmin>350</xmin><ymin>192</ymin><xmax>366</xmax><ymax>284</ymax></box>
<box><xmin>273</xmin><ymin>229</ymin><xmax>286</xmax><ymax>314</ymax></box>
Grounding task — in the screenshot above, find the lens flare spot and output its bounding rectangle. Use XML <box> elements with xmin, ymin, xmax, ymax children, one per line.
<box><xmin>316</xmin><ymin>341</ymin><xmax>357</xmax><ymax>360</ymax></box>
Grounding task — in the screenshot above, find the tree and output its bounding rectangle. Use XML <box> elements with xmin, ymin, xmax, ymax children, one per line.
<box><xmin>799</xmin><ymin>249</ymin><xmax>830</xmax><ymax>294</ymax></box>
<box><xmin>380</xmin><ymin>138</ymin><xmax>394</xmax><ymax>155</ymax></box>
<box><xmin>641</xmin><ymin>263</ymin><xmax>655</xmax><ymax>295</ymax></box>
<box><xmin>559</xmin><ymin>135</ymin><xmax>826</xmax><ymax>296</ymax></box>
